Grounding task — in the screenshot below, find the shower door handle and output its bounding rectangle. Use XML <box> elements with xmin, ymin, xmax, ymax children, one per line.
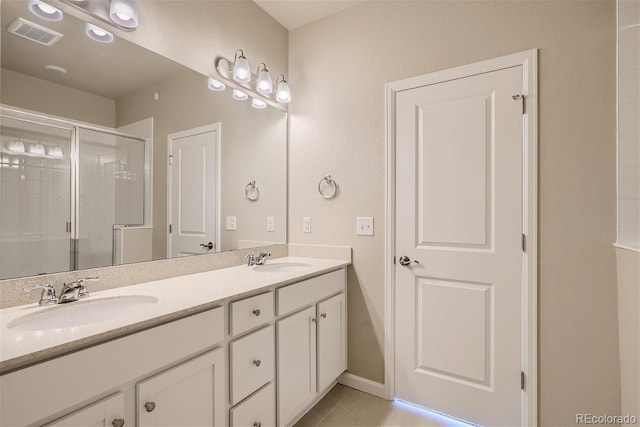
<box><xmin>200</xmin><ymin>242</ymin><xmax>214</xmax><ymax>250</ymax></box>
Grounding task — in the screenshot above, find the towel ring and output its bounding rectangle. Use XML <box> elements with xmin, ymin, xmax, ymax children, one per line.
<box><xmin>318</xmin><ymin>174</ymin><xmax>339</xmax><ymax>199</ymax></box>
<box><xmin>245</xmin><ymin>181</ymin><xmax>260</xmax><ymax>201</ymax></box>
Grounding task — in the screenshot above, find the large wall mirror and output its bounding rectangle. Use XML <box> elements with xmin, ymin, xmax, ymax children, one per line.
<box><xmin>0</xmin><ymin>0</ymin><xmax>287</xmax><ymax>280</ymax></box>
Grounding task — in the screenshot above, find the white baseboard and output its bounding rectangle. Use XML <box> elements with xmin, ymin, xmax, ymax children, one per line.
<box><xmin>338</xmin><ymin>372</ymin><xmax>387</xmax><ymax>399</ymax></box>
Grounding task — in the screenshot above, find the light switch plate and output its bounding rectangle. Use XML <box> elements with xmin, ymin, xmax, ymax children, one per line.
<box><xmin>303</xmin><ymin>217</ymin><xmax>311</xmax><ymax>233</ymax></box>
<box><xmin>226</xmin><ymin>216</ymin><xmax>237</xmax><ymax>231</ymax></box>
<box><xmin>356</xmin><ymin>217</ymin><xmax>374</xmax><ymax>236</ymax></box>
<box><xmin>267</xmin><ymin>216</ymin><xmax>275</xmax><ymax>232</ymax></box>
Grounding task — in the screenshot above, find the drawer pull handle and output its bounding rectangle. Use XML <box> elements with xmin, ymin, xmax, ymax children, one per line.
<box><xmin>253</xmin><ymin>309</ymin><xmax>261</xmax><ymax>316</ymax></box>
<box><xmin>321</xmin><ymin>313</ymin><xmax>327</xmax><ymax>319</ymax></box>
<box><xmin>311</xmin><ymin>318</ymin><xmax>317</xmax><ymax>323</ymax></box>
<box><xmin>112</xmin><ymin>418</ymin><xmax>125</xmax><ymax>427</ymax></box>
<box><xmin>144</xmin><ymin>402</ymin><xmax>156</xmax><ymax>412</ymax></box>
<box><xmin>253</xmin><ymin>422</ymin><xmax>262</xmax><ymax>427</ymax></box>
<box><xmin>253</xmin><ymin>359</ymin><xmax>261</xmax><ymax>367</ymax></box>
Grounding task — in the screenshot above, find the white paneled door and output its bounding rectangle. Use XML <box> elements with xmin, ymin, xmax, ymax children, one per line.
<box><xmin>394</xmin><ymin>65</ymin><xmax>524</xmax><ymax>426</ymax></box>
<box><xmin>168</xmin><ymin>124</ymin><xmax>219</xmax><ymax>258</ymax></box>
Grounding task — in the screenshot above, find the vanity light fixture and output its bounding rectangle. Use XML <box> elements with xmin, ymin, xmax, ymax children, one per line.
<box><xmin>232</xmin><ymin>89</ymin><xmax>248</xmax><ymax>101</ymax></box>
<box><xmin>86</xmin><ymin>23</ymin><xmax>114</xmax><ymax>42</ymax></box>
<box><xmin>251</xmin><ymin>98</ymin><xmax>266</xmax><ymax>109</ymax></box>
<box><xmin>48</xmin><ymin>146</ymin><xmax>64</xmax><ymax>158</ymax></box>
<box><xmin>232</xmin><ymin>49</ymin><xmax>251</xmax><ymax>83</ymax></box>
<box><xmin>29</xmin><ymin>143</ymin><xmax>46</xmax><ymax>156</ymax></box>
<box><xmin>7</xmin><ymin>141</ymin><xmax>25</xmax><ymax>153</ymax></box>
<box><xmin>255</xmin><ymin>63</ymin><xmax>273</xmax><ymax>94</ymax></box>
<box><xmin>28</xmin><ymin>0</ymin><xmax>63</xmax><ymax>21</ymax></box>
<box><xmin>109</xmin><ymin>0</ymin><xmax>139</xmax><ymax>29</ymax></box>
<box><xmin>275</xmin><ymin>75</ymin><xmax>291</xmax><ymax>103</ymax></box>
<box><xmin>207</xmin><ymin>77</ymin><xmax>226</xmax><ymax>91</ymax></box>
<box><xmin>214</xmin><ymin>49</ymin><xmax>291</xmax><ymax>112</ymax></box>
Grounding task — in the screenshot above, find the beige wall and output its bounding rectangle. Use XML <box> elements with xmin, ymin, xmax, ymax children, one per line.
<box><xmin>0</xmin><ymin>68</ymin><xmax>116</xmax><ymax>127</ymax></box>
<box><xmin>116</xmin><ymin>69</ymin><xmax>287</xmax><ymax>259</ymax></box>
<box><xmin>288</xmin><ymin>1</ymin><xmax>619</xmax><ymax>425</ymax></box>
<box><xmin>616</xmin><ymin>247</ymin><xmax>640</xmax><ymax>420</ymax></box>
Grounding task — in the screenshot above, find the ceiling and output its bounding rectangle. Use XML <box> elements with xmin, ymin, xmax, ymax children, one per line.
<box><xmin>253</xmin><ymin>0</ymin><xmax>364</xmax><ymax>30</ymax></box>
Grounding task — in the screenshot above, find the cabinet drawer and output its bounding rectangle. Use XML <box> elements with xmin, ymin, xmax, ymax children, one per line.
<box><xmin>230</xmin><ymin>325</ymin><xmax>275</xmax><ymax>405</ymax></box>
<box><xmin>230</xmin><ymin>292</ymin><xmax>274</xmax><ymax>336</ymax></box>
<box><xmin>230</xmin><ymin>382</ymin><xmax>275</xmax><ymax>427</ymax></box>
<box><xmin>277</xmin><ymin>269</ymin><xmax>345</xmax><ymax>316</ymax></box>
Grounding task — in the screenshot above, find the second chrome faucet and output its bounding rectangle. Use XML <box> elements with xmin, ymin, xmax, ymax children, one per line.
<box><xmin>24</xmin><ymin>277</ymin><xmax>99</xmax><ymax>305</ymax></box>
<box><xmin>246</xmin><ymin>252</ymin><xmax>271</xmax><ymax>266</ymax></box>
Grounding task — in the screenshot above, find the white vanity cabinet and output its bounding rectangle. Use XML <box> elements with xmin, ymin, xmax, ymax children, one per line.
<box><xmin>0</xmin><ymin>307</ymin><xmax>225</xmax><ymax>427</ymax></box>
<box><xmin>276</xmin><ymin>270</ymin><xmax>347</xmax><ymax>427</ymax></box>
<box><xmin>137</xmin><ymin>348</ymin><xmax>225</xmax><ymax>427</ymax></box>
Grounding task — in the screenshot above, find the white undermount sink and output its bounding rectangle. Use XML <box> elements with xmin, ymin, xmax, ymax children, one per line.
<box><xmin>7</xmin><ymin>295</ymin><xmax>159</xmax><ymax>331</ymax></box>
<box><xmin>252</xmin><ymin>262</ymin><xmax>312</xmax><ymax>273</ymax></box>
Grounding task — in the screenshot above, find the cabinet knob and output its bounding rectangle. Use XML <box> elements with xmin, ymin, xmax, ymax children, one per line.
<box><xmin>112</xmin><ymin>418</ymin><xmax>125</xmax><ymax>427</ymax></box>
<box><xmin>253</xmin><ymin>359</ymin><xmax>261</xmax><ymax>367</ymax></box>
<box><xmin>321</xmin><ymin>313</ymin><xmax>327</xmax><ymax>319</ymax></box>
<box><xmin>253</xmin><ymin>422</ymin><xmax>262</xmax><ymax>427</ymax></box>
<box><xmin>144</xmin><ymin>401</ymin><xmax>156</xmax><ymax>412</ymax></box>
<box><xmin>253</xmin><ymin>309</ymin><xmax>261</xmax><ymax>316</ymax></box>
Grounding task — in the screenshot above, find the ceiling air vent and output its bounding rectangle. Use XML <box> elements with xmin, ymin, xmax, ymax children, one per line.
<box><xmin>7</xmin><ymin>17</ymin><xmax>63</xmax><ymax>46</ymax></box>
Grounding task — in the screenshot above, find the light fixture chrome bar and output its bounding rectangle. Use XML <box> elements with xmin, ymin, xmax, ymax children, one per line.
<box><xmin>45</xmin><ymin>0</ymin><xmax>136</xmax><ymax>32</ymax></box>
<box><xmin>215</xmin><ymin>57</ymin><xmax>288</xmax><ymax>112</ymax></box>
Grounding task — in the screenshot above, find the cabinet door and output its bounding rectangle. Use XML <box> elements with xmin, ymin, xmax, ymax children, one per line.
<box><xmin>276</xmin><ymin>306</ymin><xmax>316</xmax><ymax>427</ymax></box>
<box><xmin>317</xmin><ymin>293</ymin><xmax>346</xmax><ymax>392</ymax></box>
<box><xmin>137</xmin><ymin>347</ymin><xmax>225</xmax><ymax>426</ymax></box>
<box><xmin>45</xmin><ymin>393</ymin><xmax>125</xmax><ymax>427</ymax></box>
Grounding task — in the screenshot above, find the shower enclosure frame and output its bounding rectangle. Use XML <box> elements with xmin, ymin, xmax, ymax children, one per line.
<box><xmin>0</xmin><ymin>106</ymin><xmax>147</xmax><ymax>275</ymax></box>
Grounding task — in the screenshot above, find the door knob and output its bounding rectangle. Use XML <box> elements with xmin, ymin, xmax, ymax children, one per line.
<box><xmin>398</xmin><ymin>255</ymin><xmax>419</xmax><ymax>266</ymax></box>
<box><xmin>200</xmin><ymin>242</ymin><xmax>214</xmax><ymax>250</ymax></box>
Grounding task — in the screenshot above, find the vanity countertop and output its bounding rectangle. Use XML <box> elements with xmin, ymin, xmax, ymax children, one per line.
<box><xmin>0</xmin><ymin>256</ymin><xmax>349</xmax><ymax>374</ymax></box>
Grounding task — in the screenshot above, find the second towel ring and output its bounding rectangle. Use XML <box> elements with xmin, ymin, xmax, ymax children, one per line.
<box><xmin>245</xmin><ymin>181</ymin><xmax>260</xmax><ymax>201</ymax></box>
<box><xmin>318</xmin><ymin>174</ymin><xmax>339</xmax><ymax>199</ymax></box>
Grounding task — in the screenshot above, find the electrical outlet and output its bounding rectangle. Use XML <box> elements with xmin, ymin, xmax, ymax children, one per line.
<box><xmin>303</xmin><ymin>216</ymin><xmax>311</xmax><ymax>233</ymax></box>
<box><xmin>267</xmin><ymin>216</ymin><xmax>275</xmax><ymax>232</ymax></box>
<box><xmin>225</xmin><ymin>216</ymin><xmax>237</xmax><ymax>231</ymax></box>
<box><xmin>356</xmin><ymin>217</ymin><xmax>374</xmax><ymax>236</ymax></box>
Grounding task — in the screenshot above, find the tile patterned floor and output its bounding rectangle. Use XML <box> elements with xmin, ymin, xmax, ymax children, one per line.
<box><xmin>294</xmin><ymin>384</ymin><xmax>472</xmax><ymax>427</ymax></box>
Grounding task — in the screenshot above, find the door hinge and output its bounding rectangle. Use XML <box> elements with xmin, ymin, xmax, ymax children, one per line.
<box><xmin>168</xmin><ymin>154</ymin><xmax>174</xmax><ymax>166</ymax></box>
<box><xmin>169</xmin><ymin>224</ymin><xmax>172</xmax><ymax>234</ymax></box>
<box><xmin>521</xmin><ymin>371</ymin><xmax>526</xmax><ymax>390</ymax></box>
<box><xmin>512</xmin><ymin>94</ymin><xmax>526</xmax><ymax>114</ymax></box>
<box><xmin>521</xmin><ymin>234</ymin><xmax>526</xmax><ymax>252</ymax></box>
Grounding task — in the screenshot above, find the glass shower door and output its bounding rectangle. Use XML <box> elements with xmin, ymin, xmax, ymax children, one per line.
<box><xmin>0</xmin><ymin>116</ymin><xmax>73</xmax><ymax>279</ymax></box>
<box><xmin>77</xmin><ymin>128</ymin><xmax>145</xmax><ymax>269</ymax></box>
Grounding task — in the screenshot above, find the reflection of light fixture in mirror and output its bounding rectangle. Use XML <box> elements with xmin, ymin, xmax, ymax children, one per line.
<box><xmin>255</xmin><ymin>63</ymin><xmax>273</xmax><ymax>94</ymax></box>
<box><xmin>29</xmin><ymin>144</ymin><xmax>46</xmax><ymax>155</ymax></box>
<box><xmin>251</xmin><ymin>98</ymin><xmax>266</xmax><ymax>109</ymax></box>
<box><xmin>86</xmin><ymin>22</ymin><xmax>113</xmax><ymax>42</ymax></box>
<box><xmin>7</xmin><ymin>141</ymin><xmax>25</xmax><ymax>153</ymax></box>
<box><xmin>109</xmin><ymin>0</ymin><xmax>139</xmax><ymax>28</ymax></box>
<box><xmin>232</xmin><ymin>49</ymin><xmax>251</xmax><ymax>83</ymax></box>
<box><xmin>207</xmin><ymin>77</ymin><xmax>225</xmax><ymax>91</ymax></box>
<box><xmin>275</xmin><ymin>75</ymin><xmax>291</xmax><ymax>103</ymax></box>
<box><xmin>28</xmin><ymin>0</ymin><xmax>63</xmax><ymax>21</ymax></box>
<box><xmin>48</xmin><ymin>146</ymin><xmax>64</xmax><ymax>158</ymax></box>
<box><xmin>233</xmin><ymin>89</ymin><xmax>248</xmax><ymax>101</ymax></box>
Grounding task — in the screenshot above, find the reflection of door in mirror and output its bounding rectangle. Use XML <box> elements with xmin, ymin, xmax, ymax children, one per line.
<box><xmin>167</xmin><ymin>124</ymin><xmax>219</xmax><ymax>258</ymax></box>
<box><xmin>0</xmin><ymin>116</ymin><xmax>73</xmax><ymax>279</ymax></box>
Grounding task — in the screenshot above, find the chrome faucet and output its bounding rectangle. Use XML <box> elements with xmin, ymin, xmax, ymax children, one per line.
<box><xmin>23</xmin><ymin>282</ymin><xmax>58</xmax><ymax>306</ymax></box>
<box><xmin>24</xmin><ymin>277</ymin><xmax>99</xmax><ymax>305</ymax></box>
<box><xmin>246</xmin><ymin>252</ymin><xmax>271</xmax><ymax>266</ymax></box>
<box><xmin>59</xmin><ymin>277</ymin><xmax>98</xmax><ymax>303</ymax></box>
<box><xmin>255</xmin><ymin>252</ymin><xmax>271</xmax><ymax>265</ymax></box>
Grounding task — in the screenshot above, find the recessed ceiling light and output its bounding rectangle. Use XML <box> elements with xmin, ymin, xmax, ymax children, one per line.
<box><xmin>86</xmin><ymin>23</ymin><xmax>114</xmax><ymax>43</ymax></box>
<box><xmin>44</xmin><ymin>64</ymin><xmax>67</xmax><ymax>75</ymax></box>
<box><xmin>28</xmin><ymin>0</ymin><xmax>63</xmax><ymax>21</ymax></box>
